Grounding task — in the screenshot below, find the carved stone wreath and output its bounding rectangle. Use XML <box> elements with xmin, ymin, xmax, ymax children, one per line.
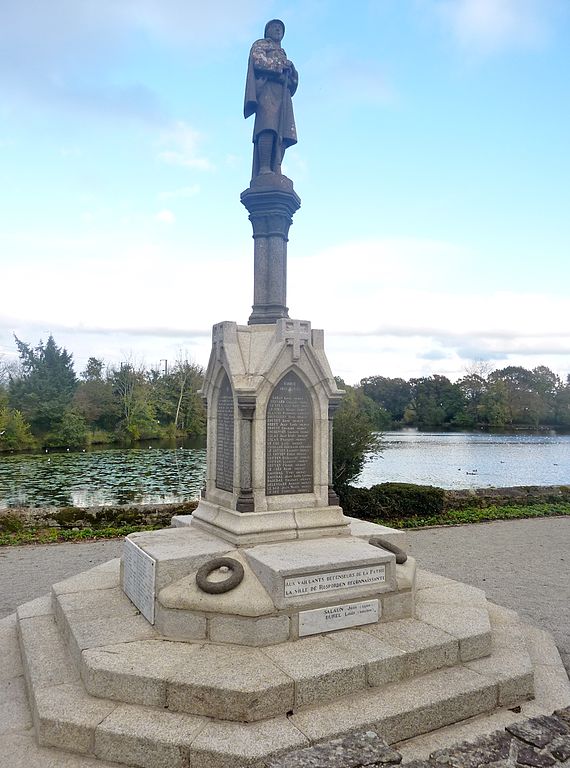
<box><xmin>195</xmin><ymin>557</ymin><xmax>245</xmax><ymax>594</ymax></box>
<box><xmin>369</xmin><ymin>536</ymin><xmax>408</xmax><ymax>564</ymax></box>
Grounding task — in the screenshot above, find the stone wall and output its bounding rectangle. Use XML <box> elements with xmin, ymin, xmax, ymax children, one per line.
<box><xmin>444</xmin><ymin>485</ymin><xmax>570</xmax><ymax>511</ymax></box>
<box><xmin>0</xmin><ymin>500</ymin><xmax>198</xmax><ymax>532</ymax></box>
<box><xmin>1</xmin><ymin>485</ymin><xmax>568</xmax><ymax>533</ymax></box>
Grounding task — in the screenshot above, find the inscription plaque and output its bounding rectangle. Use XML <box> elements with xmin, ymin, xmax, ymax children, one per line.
<box><xmin>216</xmin><ymin>373</ymin><xmax>234</xmax><ymax>492</ymax></box>
<box><xmin>266</xmin><ymin>370</ymin><xmax>313</xmax><ymax>495</ymax></box>
<box><xmin>123</xmin><ymin>537</ymin><xmax>156</xmax><ymax>624</ymax></box>
<box><xmin>284</xmin><ymin>565</ymin><xmax>386</xmax><ymax>597</ymax></box>
<box><xmin>299</xmin><ymin>600</ymin><xmax>379</xmax><ymax>637</ymax></box>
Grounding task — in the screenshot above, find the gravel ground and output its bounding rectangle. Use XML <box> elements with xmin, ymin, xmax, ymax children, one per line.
<box><xmin>0</xmin><ymin>517</ymin><xmax>568</xmax><ymax>674</ymax></box>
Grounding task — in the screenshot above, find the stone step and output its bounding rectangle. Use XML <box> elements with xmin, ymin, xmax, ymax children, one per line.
<box><xmin>47</xmin><ymin>562</ymin><xmax>494</xmax><ymax>721</ymax></box>
<box><xmin>16</xmin><ymin>594</ymin><xmax>533</xmax><ymax>768</ymax></box>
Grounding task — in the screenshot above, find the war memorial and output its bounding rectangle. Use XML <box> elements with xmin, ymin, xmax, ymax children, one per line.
<box><xmin>4</xmin><ymin>19</ymin><xmax>570</xmax><ymax>768</ymax></box>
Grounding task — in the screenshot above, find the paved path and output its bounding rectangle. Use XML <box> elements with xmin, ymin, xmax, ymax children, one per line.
<box><xmin>406</xmin><ymin>517</ymin><xmax>570</xmax><ymax>676</ymax></box>
<box><xmin>0</xmin><ymin>517</ymin><xmax>568</xmax><ymax>674</ymax></box>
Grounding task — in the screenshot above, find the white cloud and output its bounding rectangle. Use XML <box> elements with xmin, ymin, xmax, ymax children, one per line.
<box><xmin>155</xmin><ymin>209</ymin><xmax>175</xmax><ymax>224</ymax></box>
<box><xmin>436</xmin><ymin>0</ymin><xmax>560</xmax><ymax>54</ymax></box>
<box><xmin>1</xmin><ymin>233</ymin><xmax>568</xmax><ymax>384</ymax></box>
<box><xmin>157</xmin><ymin>121</ymin><xmax>212</xmax><ymax>170</ymax></box>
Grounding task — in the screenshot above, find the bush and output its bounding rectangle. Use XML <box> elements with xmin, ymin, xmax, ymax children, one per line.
<box><xmin>340</xmin><ymin>482</ymin><xmax>446</xmax><ymax>522</ymax></box>
<box><xmin>332</xmin><ymin>387</ymin><xmax>382</xmax><ymax>496</ymax></box>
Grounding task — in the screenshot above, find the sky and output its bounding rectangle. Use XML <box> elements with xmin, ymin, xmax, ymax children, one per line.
<box><xmin>1</xmin><ymin>0</ymin><xmax>569</xmax><ymax>386</ymax></box>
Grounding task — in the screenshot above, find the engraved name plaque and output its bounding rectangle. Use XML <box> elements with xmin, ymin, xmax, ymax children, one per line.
<box><xmin>266</xmin><ymin>370</ymin><xmax>313</xmax><ymax>495</ymax></box>
<box><xmin>299</xmin><ymin>600</ymin><xmax>380</xmax><ymax>637</ymax></box>
<box><xmin>123</xmin><ymin>537</ymin><xmax>156</xmax><ymax>624</ymax></box>
<box><xmin>216</xmin><ymin>372</ymin><xmax>234</xmax><ymax>492</ymax></box>
<box><xmin>284</xmin><ymin>565</ymin><xmax>386</xmax><ymax>597</ymax></box>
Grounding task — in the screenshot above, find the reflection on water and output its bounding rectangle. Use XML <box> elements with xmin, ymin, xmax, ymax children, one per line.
<box><xmin>359</xmin><ymin>430</ymin><xmax>570</xmax><ymax>490</ymax></box>
<box><xmin>2</xmin><ymin>431</ymin><xmax>569</xmax><ymax>508</ymax></box>
<box><xmin>0</xmin><ymin>446</ymin><xmax>206</xmax><ymax>509</ymax></box>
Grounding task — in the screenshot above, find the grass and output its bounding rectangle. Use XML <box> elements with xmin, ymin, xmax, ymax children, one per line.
<box><xmin>377</xmin><ymin>502</ymin><xmax>570</xmax><ymax>529</ymax></box>
<box><xmin>1</xmin><ymin>503</ymin><xmax>569</xmax><ymax>546</ymax></box>
<box><xmin>0</xmin><ymin>524</ymin><xmax>164</xmax><ymax>547</ymax></box>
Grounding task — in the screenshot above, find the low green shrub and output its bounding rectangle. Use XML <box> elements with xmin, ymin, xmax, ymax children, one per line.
<box><xmin>0</xmin><ymin>514</ymin><xmax>25</xmax><ymax>533</ymax></box>
<box><xmin>340</xmin><ymin>482</ymin><xmax>446</xmax><ymax>521</ymax></box>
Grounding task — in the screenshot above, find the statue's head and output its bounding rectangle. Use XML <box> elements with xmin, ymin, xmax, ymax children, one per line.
<box><xmin>264</xmin><ymin>19</ymin><xmax>285</xmax><ymax>42</ymax></box>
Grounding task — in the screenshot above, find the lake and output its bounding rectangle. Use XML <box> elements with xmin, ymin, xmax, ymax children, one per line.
<box><xmin>0</xmin><ymin>445</ymin><xmax>206</xmax><ymax>509</ymax></box>
<box><xmin>359</xmin><ymin>430</ymin><xmax>570</xmax><ymax>490</ymax></box>
<box><xmin>0</xmin><ymin>430</ymin><xmax>568</xmax><ymax>508</ymax></box>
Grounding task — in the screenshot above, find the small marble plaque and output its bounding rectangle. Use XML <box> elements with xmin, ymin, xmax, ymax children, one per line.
<box><xmin>123</xmin><ymin>537</ymin><xmax>156</xmax><ymax>624</ymax></box>
<box><xmin>284</xmin><ymin>564</ymin><xmax>385</xmax><ymax>597</ymax></box>
<box><xmin>299</xmin><ymin>599</ymin><xmax>380</xmax><ymax>637</ymax></box>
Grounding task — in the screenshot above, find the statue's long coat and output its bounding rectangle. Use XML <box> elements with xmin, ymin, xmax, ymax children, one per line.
<box><xmin>244</xmin><ymin>38</ymin><xmax>298</xmax><ymax>148</ymax></box>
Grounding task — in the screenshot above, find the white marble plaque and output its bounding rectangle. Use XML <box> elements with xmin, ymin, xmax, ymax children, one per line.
<box><xmin>299</xmin><ymin>599</ymin><xmax>380</xmax><ymax>637</ymax></box>
<box><xmin>123</xmin><ymin>537</ymin><xmax>156</xmax><ymax>624</ymax></box>
<box><xmin>284</xmin><ymin>564</ymin><xmax>385</xmax><ymax>598</ymax></box>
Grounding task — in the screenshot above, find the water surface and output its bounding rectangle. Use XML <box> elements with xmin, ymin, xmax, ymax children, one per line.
<box><xmin>0</xmin><ymin>446</ymin><xmax>206</xmax><ymax>508</ymax></box>
<box><xmin>359</xmin><ymin>430</ymin><xmax>570</xmax><ymax>489</ymax></box>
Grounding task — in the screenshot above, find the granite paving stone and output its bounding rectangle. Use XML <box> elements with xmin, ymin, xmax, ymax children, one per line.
<box><xmin>426</xmin><ymin>730</ymin><xmax>512</xmax><ymax>767</ymax></box>
<box><xmin>325</xmin><ymin>627</ymin><xmax>408</xmax><ymax>687</ymax></box>
<box><xmin>64</xmin><ymin>613</ymin><xmax>158</xmax><ymax>666</ymax></box>
<box><xmin>82</xmin><ymin>639</ymin><xmax>199</xmax><ymax>706</ymax></box>
<box><xmin>0</xmin><ymin>674</ymin><xmax>33</xmax><ymax>733</ymax></box>
<box><xmin>165</xmin><ymin>643</ymin><xmax>295</xmax><ymax>721</ymax></box>
<box><xmin>265</xmin><ymin>729</ymin><xmax>402</xmax><ymax>767</ymax></box>
<box><xmin>33</xmin><ymin>681</ymin><xmax>118</xmax><ymax>754</ymax></box>
<box><xmin>507</xmin><ymin>716</ymin><xmax>570</xmax><ymax>749</ymax></box>
<box><xmin>515</xmin><ymin>744</ymin><xmax>556</xmax><ymax>767</ymax></box>
<box><xmin>551</xmin><ymin>736</ymin><xmax>570</xmax><ymax>761</ymax></box>
<box><xmin>19</xmin><ymin>613</ymin><xmax>81</xmax><ymax>688</ymax></box>
<box><xmin>413</xmin><ymin>603</ymin><xmax>491</xmax><ymax>661</ymax></box>
<box><xmin>0</xmin><ymin>612</ymin><xmax>24</xmax><ymax>681</ymax></box>
<box><xmin>189</xmin><ymin>716</ymin><xmax>308</xmax><ymax>768</ymax></box>
<box><xmin>94</xmin><ymin>703</ymin><xmax>206</xmax><ymax>768</ymax></box>
<box><xmin>0</xmin><ymin>730</ymin><xmax>124</xmax><ymax>768</ymax></box>
<box><xmin>52</xmin><ymin>563</ymin><xmax>121</xmax><ymax>596</ymax></box>
<box><xmin>16</xmin><ymin>594</ymin><xmax>53</xmax><ymax>620</ymax></box>
<box><xmin>262</xmin><ymin>634</ymin><xmax>366</xmax><ymax>708</ymax></box>
<box><xmin>57</xmin><ymin>587</ymin><xmax>140</xmax><ymax>619</ymax></box>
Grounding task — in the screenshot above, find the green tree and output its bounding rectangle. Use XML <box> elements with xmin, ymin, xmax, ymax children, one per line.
<box><xmin>488</xmin><ymin>367</ymin><xmax>542</xmax><ymax>426</ymax></box>
<box><xmin>149</xmin><ymin>359</ymin><xmax>206</xmax><ymax>437</ymax></box>
<box><xmin>332</xmin><ymin>386</ymin><xmax>382</xmax><ymax>497</ymax></box>
<box><xmin>73</xmin><ymin>359</ymin><xmax>119</xmax><ymax>433</ymax></box>
<box><xmin>109</xmin><ymin>362</ymin><xmax>159</xmax><ymax>441</ymax></box>
<box><xmin>531</xmin><ymin>366</ymin><xmax>560</xmax><ymax>425</ymax></box>
<box><xmin>359</xmin><ymin>376</ymin><xmax>411</xmax><ymax>422</ymax></box>
<box><xmin>0</xmin><ymin>393</ymin><xmax>36</xmax><ymax>450</ymax></box>
<box><xmin>45</xmin><ymin>408</ymin><xmax>89</xmax><ymax>448</ymax></box>
<box><xmin>554</xmin><ymin>375</ymin><xmax>570</xmax><ymax>427</ymax></box>
<box><xmin>9</xmin><ymin>335</ymin><xmax>78</xmax><ymax>436</ymax></box>
<box><xmin>82</xmin><ymin>357</ymin><xmax>105</xmax><ymax>382</ymax></box>
<box><xmin>406</xmin><ymin>375</ymin><xmax>465</xmax><ymax>426</ymax></box>
<box><xmin>457</xmin><ymin>373</ymin><xmax>487</xmax><ymax>426</ymax></box>
<box><xmin>479</xmin><ymin>378</ymin><xmax>510</xmax><ymax>426</ymax></box>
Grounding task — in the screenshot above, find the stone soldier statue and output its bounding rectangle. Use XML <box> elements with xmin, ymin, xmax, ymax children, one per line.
<box><xmin>244</xmin><ymin>19</ymin><xmax>298</xmax><ymax>178</ymax></box>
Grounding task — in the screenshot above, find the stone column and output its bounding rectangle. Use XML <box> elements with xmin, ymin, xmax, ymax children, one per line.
<box><xmin>201</xmin><ymin>395</ymin><xmax>208</xmax><ymax>499</ymax></box>
<box><xmin>236</xmin><ymin>395</ymin><xmax>256</xmax><ymax>512</ymax></box>
<box><xmin>241</xmin><ymin>178</ymin><xmax>301</xmax><ymax>325</ymax></box>
<box><xmin>328</xmin><ymin>400</ymin><xmax>341</xmax><ymax>506</ymax></box>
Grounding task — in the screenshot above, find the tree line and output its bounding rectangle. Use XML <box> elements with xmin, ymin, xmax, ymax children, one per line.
<box><xmin>1</xmin><ymin>335</ymin><xmax>569</xmax><ymax>455</ymax></box>
<box><xmin>0</xmin><ymin>336</ymin><xmax>205</xmax><ymax>451</ymax></box>
<box><xmin>358</xmin><ymin>366</ymin><xmax>570</xmax><ymax>429</ymax></box>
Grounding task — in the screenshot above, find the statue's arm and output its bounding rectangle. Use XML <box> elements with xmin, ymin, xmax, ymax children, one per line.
<box><xmin>251</xmin><ymin>40</ymin><xmax>287</xmax><ymax>78</ymax></box>
<box><xmin>286</xmin><ymin>61</ymin><xmax>298</xmax><ymax>96</ymax></box>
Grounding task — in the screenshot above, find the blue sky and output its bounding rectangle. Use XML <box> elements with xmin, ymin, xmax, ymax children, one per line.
<box><xmin>1</xmin><ymin>0</ymin><xmax>569</xmax><ymax>384</ymax></box>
